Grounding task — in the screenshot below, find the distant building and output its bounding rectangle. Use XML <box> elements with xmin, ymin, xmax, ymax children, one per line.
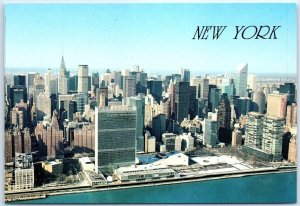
<box><xmin>217</xmin><ymin>93</ymin><xmax>231</xmax><ymax>129</ymax></box>
<box><xmin>235</xmin><ymin>97</ymin><xmax>253</xmax><ymax>119</ymax></box>
<box><xmin>95</xmin><ymin>106</ymin><xmax>137</xmax><ymax>174</ymax></box>
<box><xmin>278</xmin><ymin>83</ymin><xmax>295</xmax><ymax>105</ymax></box>
<box><xmin>267</xmin><ymin>93</ymin><xmax>287</xmax><ymax>118</ymax></box>
<box><xmin>147</xmin><ymin>80</ymin><xmax>162</xmax><ymax>103</ymax></box>
<box><xmin>78</xmin><ymin>65</ymin><xmax>89</xmax><ymax>93</ymax></box>
<box><xmin>175</xmin><ymin>81</ymin><xmax>190</xmax><ymax>122</ymax></box>
<box><xmin>124</xmin><ymin>77</ymin><xmax>136</xmax><ymax>98</ymax></box>
<box><xmin>181</xmin><ymin>68</ymin><xmax>190</xmax><ymax>82</ymax></box>
<box><xmin>152</xmin><ymin>114</ymin><xmax>166</xmax><ymax>143</ymax></box>
<box><xmin>209</xmin><ymin>88</ymin><xmax>221</xmax><ymax>112</ymax></box>
<box><xmin>234</xmin><ymin>63</ymin><xmax>248</xmax><ymax>97</ymax></box>
<box><xmin>247</xmin><ymin>74</ymin><xmax>256</xmax><ymax>91</ymax></box>
<box><xmin>286</xmin><ymin>103</ymin><xmax>297</xmax><ymax>128</ymax></box>
<box><xmin>58</xmin><ymin>56</ymin><xmax>69</xmax><ymax>95</ymax></box>
<box><xmin>252</xmin><ymin>91</ymin><xmax>266</xmax><ymax>114</ymax></box>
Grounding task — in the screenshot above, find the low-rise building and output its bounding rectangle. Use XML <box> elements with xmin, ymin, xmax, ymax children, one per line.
<box><xmin>42</xmin><ymin>160</ymin><xmax>63</xmax><ymax>176</ymax></box>
<box><xmin>114</xmin><ymin>164</ymin><xmax>175</xmax><ymax>182</ymax></box>
<box><xmin>83</xmin><ymin>170</ymin><xmax>107</xmax><ymax>186</ymax></box>
<box><xmin>79</xmin><ymin>157</ymin><xmax>95</xmax><ymax>171</ymax></box>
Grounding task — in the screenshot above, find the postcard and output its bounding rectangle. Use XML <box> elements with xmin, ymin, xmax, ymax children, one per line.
<box><xmin>3</xmin><ymin>2</ymin><xmax>297</xmax><ymax>204</ymax></box>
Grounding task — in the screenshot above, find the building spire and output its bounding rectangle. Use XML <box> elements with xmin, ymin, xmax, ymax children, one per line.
<box><xmin>60</xmin><ymin>56</ymin><xmax>66</xmax><ymax>70</ymax></box>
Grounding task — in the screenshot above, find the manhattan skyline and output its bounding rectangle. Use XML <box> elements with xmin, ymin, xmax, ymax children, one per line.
<box><xmin>5</xmin><ymin>3</ymin><xmax>296</xmax><ymax>74</ymax></box>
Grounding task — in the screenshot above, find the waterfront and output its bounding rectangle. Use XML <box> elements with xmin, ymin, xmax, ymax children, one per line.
<box><xmin>15</xmin><ymin>171</ymin><xmax>296</xmax><ymax>204</ymax></box>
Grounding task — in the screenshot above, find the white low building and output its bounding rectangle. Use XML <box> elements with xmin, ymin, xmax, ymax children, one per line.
<box><xmin>79</xmin><ymin>157</ymin><xmax>95</xmax><ymax>171</ymax></box>
<box><xmin>114</xmin><ymin>164</ymin><xmax>175</xmax><ymax>182</ymax></box>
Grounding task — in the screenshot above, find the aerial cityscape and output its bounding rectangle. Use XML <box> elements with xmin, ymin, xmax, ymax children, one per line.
<box><xmin>3</xmin><ymin>3</ymin><xmax>297</xmax><ymax>204</ymax></box>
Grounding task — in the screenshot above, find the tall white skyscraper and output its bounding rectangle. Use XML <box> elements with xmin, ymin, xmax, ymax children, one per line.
<box><xmin>247</xmin><ymin>74</ymin><xmax>257</xmax><ymax>91</ymax></box>
<box><xmin>78</xmin><ymin>65</ymin><xmax>89</xmax><ymax>93</ymax></box>
<box><xmin>58</xmin><ymin>56</ymin><xmax>69</xmax><ymax>94</ymax></box>
<box><xmin>234</xmin><ymin>63</ymin><xmax>248</xmax><ymax>97</ymax></box>
<box><xmin>44</xmin><ymin>68</ymin><xmax>52</xmax><ymax>96</ymax></box>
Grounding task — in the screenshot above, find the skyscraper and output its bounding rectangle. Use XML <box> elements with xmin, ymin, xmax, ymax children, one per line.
<box><xmin>286</xmin><ymin>103</ymin><xmax>297</xmax><ymax>128</ymax></box>
<box><xmin>204</xmin><ymin>118</ymin><xmax>218</xmax><ymax>147</ymax></box>
<box><xmin>262</xmin><ymin>116</ymin><xmax>285</xmax><ymax>160</ymax></box>
<box><xmin>234</xmin><ymin>63</ymin><xmax>248</xmax><ymax>97</ymax></box>
<box><xmin>14</xmin><ymin>75</ymin><xmax>26</xmax><ymax>86</ymax></box>
<box><xmin>78</xmin><ymin>65</ymin><xmax>89</xmax><ymax>93</ymax></box>
<box><xmin>58</xmin><ymin>56</ymin><xmax>69</xmax><ymax>95</ymax></box>
<box><xmin>125</xmin><ymin>96</ymin><xmax>145</xmax><ymax>152</ymax></box>
<box><xmin>181</xmin><ymin>68</ymin><xmax>190</xmax><ymax>82</ymax></box>
<box><xmin>278</xmin><ymin>83</ymin><xmax>296</xmax><ymax>105</ymax></box>
<box><xmin>147</xmin><ymin>80</ymin><xmax>162</xmax><ymax>103</ymax></box>
<box><xmin>217</xmin><ymin>93</ymin><xmax>231</xmax><ymax>129</ymax></box>
<box><xmin>266</xmin><ymin>93</ymin><xmax>287</xmax><ymax>118</ymax></box>
<box><xmin>175</xmin><ymin>81</ymin><xmax>190</xmax><ymax>122</ymax></box>
<box><xmin>209</xmin><ymin>88</ymin><xmax>221</xmax><ymax>112</ymax></box>
<box><xmin>245</xmin><ymin>112</ymin><xmax>264</xmax><ymax>149</ymax></box>
<box><xmin>124</xmin><ymin>77</ymin><xmax>136</xmax><ymax>98</ymax></box>
<box><xmin>252</xmin><ymin>91</ymin><xmax>266</xmax><ymax>114</ymax></box>
<box><xmin>95</xmin><ymin>106</ymin><xmax>136</xmax><ymax>174</ymax></box>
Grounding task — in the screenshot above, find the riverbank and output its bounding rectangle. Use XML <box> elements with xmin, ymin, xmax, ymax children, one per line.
<box><xmin>5</xmin><ymin>166</ymin><xmax>296</xmax><ymax>202</ymax></box>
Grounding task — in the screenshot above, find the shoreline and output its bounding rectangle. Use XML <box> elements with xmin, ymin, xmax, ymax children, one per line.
<box><xmin>5</xmin><ymin>166</ymin><xmax>297</xmax><ymax>202</ymax></box>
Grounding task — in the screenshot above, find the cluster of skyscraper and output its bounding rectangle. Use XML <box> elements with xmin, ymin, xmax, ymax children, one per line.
<box><xmin>4</xmin><ymin>58</ymin><xmax>297</xmax><ymax>188</ymax></box>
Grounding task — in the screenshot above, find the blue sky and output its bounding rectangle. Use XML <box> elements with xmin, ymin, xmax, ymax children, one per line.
<box><xmin>4</xmin><ymin>3</ymin><xmax>296</xmax><ymax>74</ymax></box>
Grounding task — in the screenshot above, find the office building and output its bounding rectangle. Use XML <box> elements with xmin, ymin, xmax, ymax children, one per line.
<box><xmin>125</xmin><ymin>96</ymin><xmax>145</xmax><ymax>152</ymax></box>
<box><xmin>245</xmin><ymin>112</ymin><xmax>264</xmax><ymax>149</ymax></box>
<box><xmin>27</xmin><ymin>72</ymin><xmax>36</xmax><ymax>97</ymax></box>
<box><xmin>124</xmin><ymin>77</ymin><xmax>136</xmax><ymax>98</ymax></box>
<box><xmin>266</xmin><ymin>93</ymin><xmax>287</xmax><ymax>118</ymax></box>
<box><xmin>209</xmin><ymin>88</ymin><xmax>221</xmax><ymax>112</ymax></box>
<box><xmin>147</xmin><ymin>80</ymin><xmax>162</xmax><ymax>103</ymax></box>
<box><xmin>14</xmin><ymin>75</ymin><xmax>26</xmax><ymax>86</ymax></box>
<box><xmin>14</xmin><ymin>153</ymin><xmax>34</xmax><ymax>190</ymax></box>
<box><xmin>76</xmin><ymin>93</ymin><xmax>88</xmax><ymax>114</ymax></box>
<box><xmin>152</xmin><ymin>114</ymin><xmax>166</xmax><ymax>142</ymax></box>
<box><xmin>288</xmin><ymin>134</ymin><xmax>297</xmax><ymax>163</ymax></box>
<box><xmin>234</xmin><ymin>63</ymin><xmax>248</xmax><ymax>97</ymax></box>
<box><xmin>278</xmin><ymin>83</ymin><xmax>295</xmax><ymax>105</ymax></box>
<box><xmin>247</xmin><ymin>74</ymin><xmax>257</xmax><ymax>91</ymax></box>
<box><xmin>217</xmin><ymin>93</ymin><xmax>231</xmax><ymax>129</ymax></box>
<box><xmin>74</xmin><ymin>124</ymin><xmax>95</xmax><ymax>153</ymax></box>
<box><xmin>58</xmin><ymin>56</ymin><xmax>69</xmax><ymax>95</ymax></box>
<box><xmin>252</xmin><ymin>91</ymin><xmax>266</xmax><ymax>114</ymax></box>
<box><xmin>95</xmin><ymin>106</ymin><xmax>136</xmax><ymax>174</ymax></box>
<box><xmin>175</xmin><ymin>81</ymin><xmax>190</xmax><ymax>122</ymax></box>
<box><xmin>162</xmin><ymin>133</ymin><xmax>181</xmax><ymax>151</ymax></box>
<box><xmin>231</xmin><ymin>124</ymin><xmax>242</xmax><ymax>147</ymax></box>
<box><xmin>181</xmin><ymin>68</ymin><xmax>190</xmax><ymax>82</ymax></box>
<box><xmin>78</xmin><ymin>65</ymin><xmax>89</xmax><ymax>93</ymax></box>
<box><xmin>235</xmin><ymin>97</ymin><xmax>253</xmax><ymax>118</ymax></box>
<box><xmin>286</xmin><ymin>103</ymin><xmax>297</xmax><ymax>128</ymax></box>
<box><xmin>262</xmin><ymin>116</ymin><xmax>285</xmax><ymax>160</ymax></box>
<box><xmin>204</xmin><ymin>118</ymin><xmax>218</xmax><ymax>147</ymax></box>
<box><xmin>34</xmin><ymin>111</ymin><xmax>64</xmax><ymax>158</ymax></box>
<box><xmin>9</xmin><ymin>86</ymin><xmax>28</xmax><ymax>107</ymax></box>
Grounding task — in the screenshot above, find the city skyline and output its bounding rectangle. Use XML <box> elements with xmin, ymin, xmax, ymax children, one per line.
<box><xmin>5</xmin><ymin>3</ymin><xmax>296</xmax><ymax>74</ymax></box>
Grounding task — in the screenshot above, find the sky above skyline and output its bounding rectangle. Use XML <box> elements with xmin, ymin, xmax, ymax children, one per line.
<box><xmin>5</xmin><ymin>3</ymin><xmax>296</xmax><ymax>75</ymax></box>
